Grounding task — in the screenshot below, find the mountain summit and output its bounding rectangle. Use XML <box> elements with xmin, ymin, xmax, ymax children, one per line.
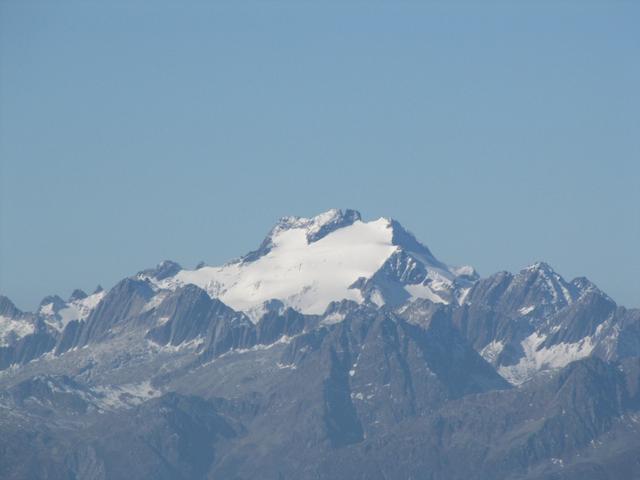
<box><xmin>145</xmin><ymin>209</ymin><xmax>476</xmax><ymax>320</ymax></box>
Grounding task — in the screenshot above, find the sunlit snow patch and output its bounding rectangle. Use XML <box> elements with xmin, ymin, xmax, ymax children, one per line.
<box><xmin>159</xmin><ymin>215</ymin><xmax>398</xmax><ymax>317</ymax></box>
<box><xmin>498</xmin><ymin>333</ymin><xmax>595</xmax><ymax>385</ymax></box>
<box><xmin>0</xmin><ymin>316</ymin><xmax>35</xmax><ymax>346</ymax></box>
<box><xmin>93</xmin><ymin>380</ymin><xmax>161</xmax><ymax>410</ymax></box>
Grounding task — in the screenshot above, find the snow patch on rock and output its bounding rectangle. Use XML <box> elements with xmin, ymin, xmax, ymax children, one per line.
<box><xmin>0</xmin><ymin>316</ymin><xmax>35</xmax><ymax>346</ymax></box>
<box><xmin>499</xmin><ymin>332</ymin><xmax>595</xmax><ymax>385</ymax></box>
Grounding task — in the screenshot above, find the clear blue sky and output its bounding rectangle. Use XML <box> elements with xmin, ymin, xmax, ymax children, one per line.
<box><xmin>1</xmin><ymin>1</ymin><xmax>638</xmax><ymax>310</ymax></box>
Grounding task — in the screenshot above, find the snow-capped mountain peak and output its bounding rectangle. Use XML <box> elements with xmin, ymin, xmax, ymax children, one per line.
<box><xmin>38</xmin><ymin>290</ymin><xmax>106</xmax><ymax>331</ymax></box>
<box><xmin>273</xmin><ymin>208</ymin><xmax>362</xmax><ymax>243</ymax></box>
<box><xmin>518</xmin><ymin>261</ymin><xmax>580</xmax><ymax>307</ymax></box>
<box><xmin>239</xmin><ymin>208</ymin><xmax>362</xmax><ymax>263</ymax></box>
<box><xmin>151</xmin><ymin>209</ymin><xmax>475</xmax><ymax>320</ymax></box>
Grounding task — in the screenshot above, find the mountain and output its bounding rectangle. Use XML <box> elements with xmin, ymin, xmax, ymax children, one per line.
<box><xmin>453</xmin><ymin>262</ymin><xmax>640</xmax><ymax>385</ymax></box>
<box><xmin>0</xmin><ymin>295</ymin><xmax>56</xmax><ymax>370</ymax></box>
<box><xmin>0</xmin><ymin>208</ymin><xmax>638</xmax><ymax>480</ymax></box>
<box><xmin>143</xmin><ymin>208</ymin><xmax>477</xmax><ymax>320</ymax></box>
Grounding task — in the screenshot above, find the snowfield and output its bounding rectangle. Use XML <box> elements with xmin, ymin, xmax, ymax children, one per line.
<box><xmin>159</xmin><ymin>216</ymin><xmax>399</xmax><ymax>317</ymax></box>
<box><xmin>0</xmin><ymin>316</ymin><xmax>35</xmax><ymax>346</ymax></box>
<box><xmin>39</xmin><ymin>290</ymin><xmax>106</xmax><ymax>331</ymax></box>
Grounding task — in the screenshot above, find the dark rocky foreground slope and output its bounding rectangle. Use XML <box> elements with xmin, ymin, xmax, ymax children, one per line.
<box><xmin>1</xmin><ymin>293</ymin><xmax>639</xmax><ymax>479</ymax></box>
